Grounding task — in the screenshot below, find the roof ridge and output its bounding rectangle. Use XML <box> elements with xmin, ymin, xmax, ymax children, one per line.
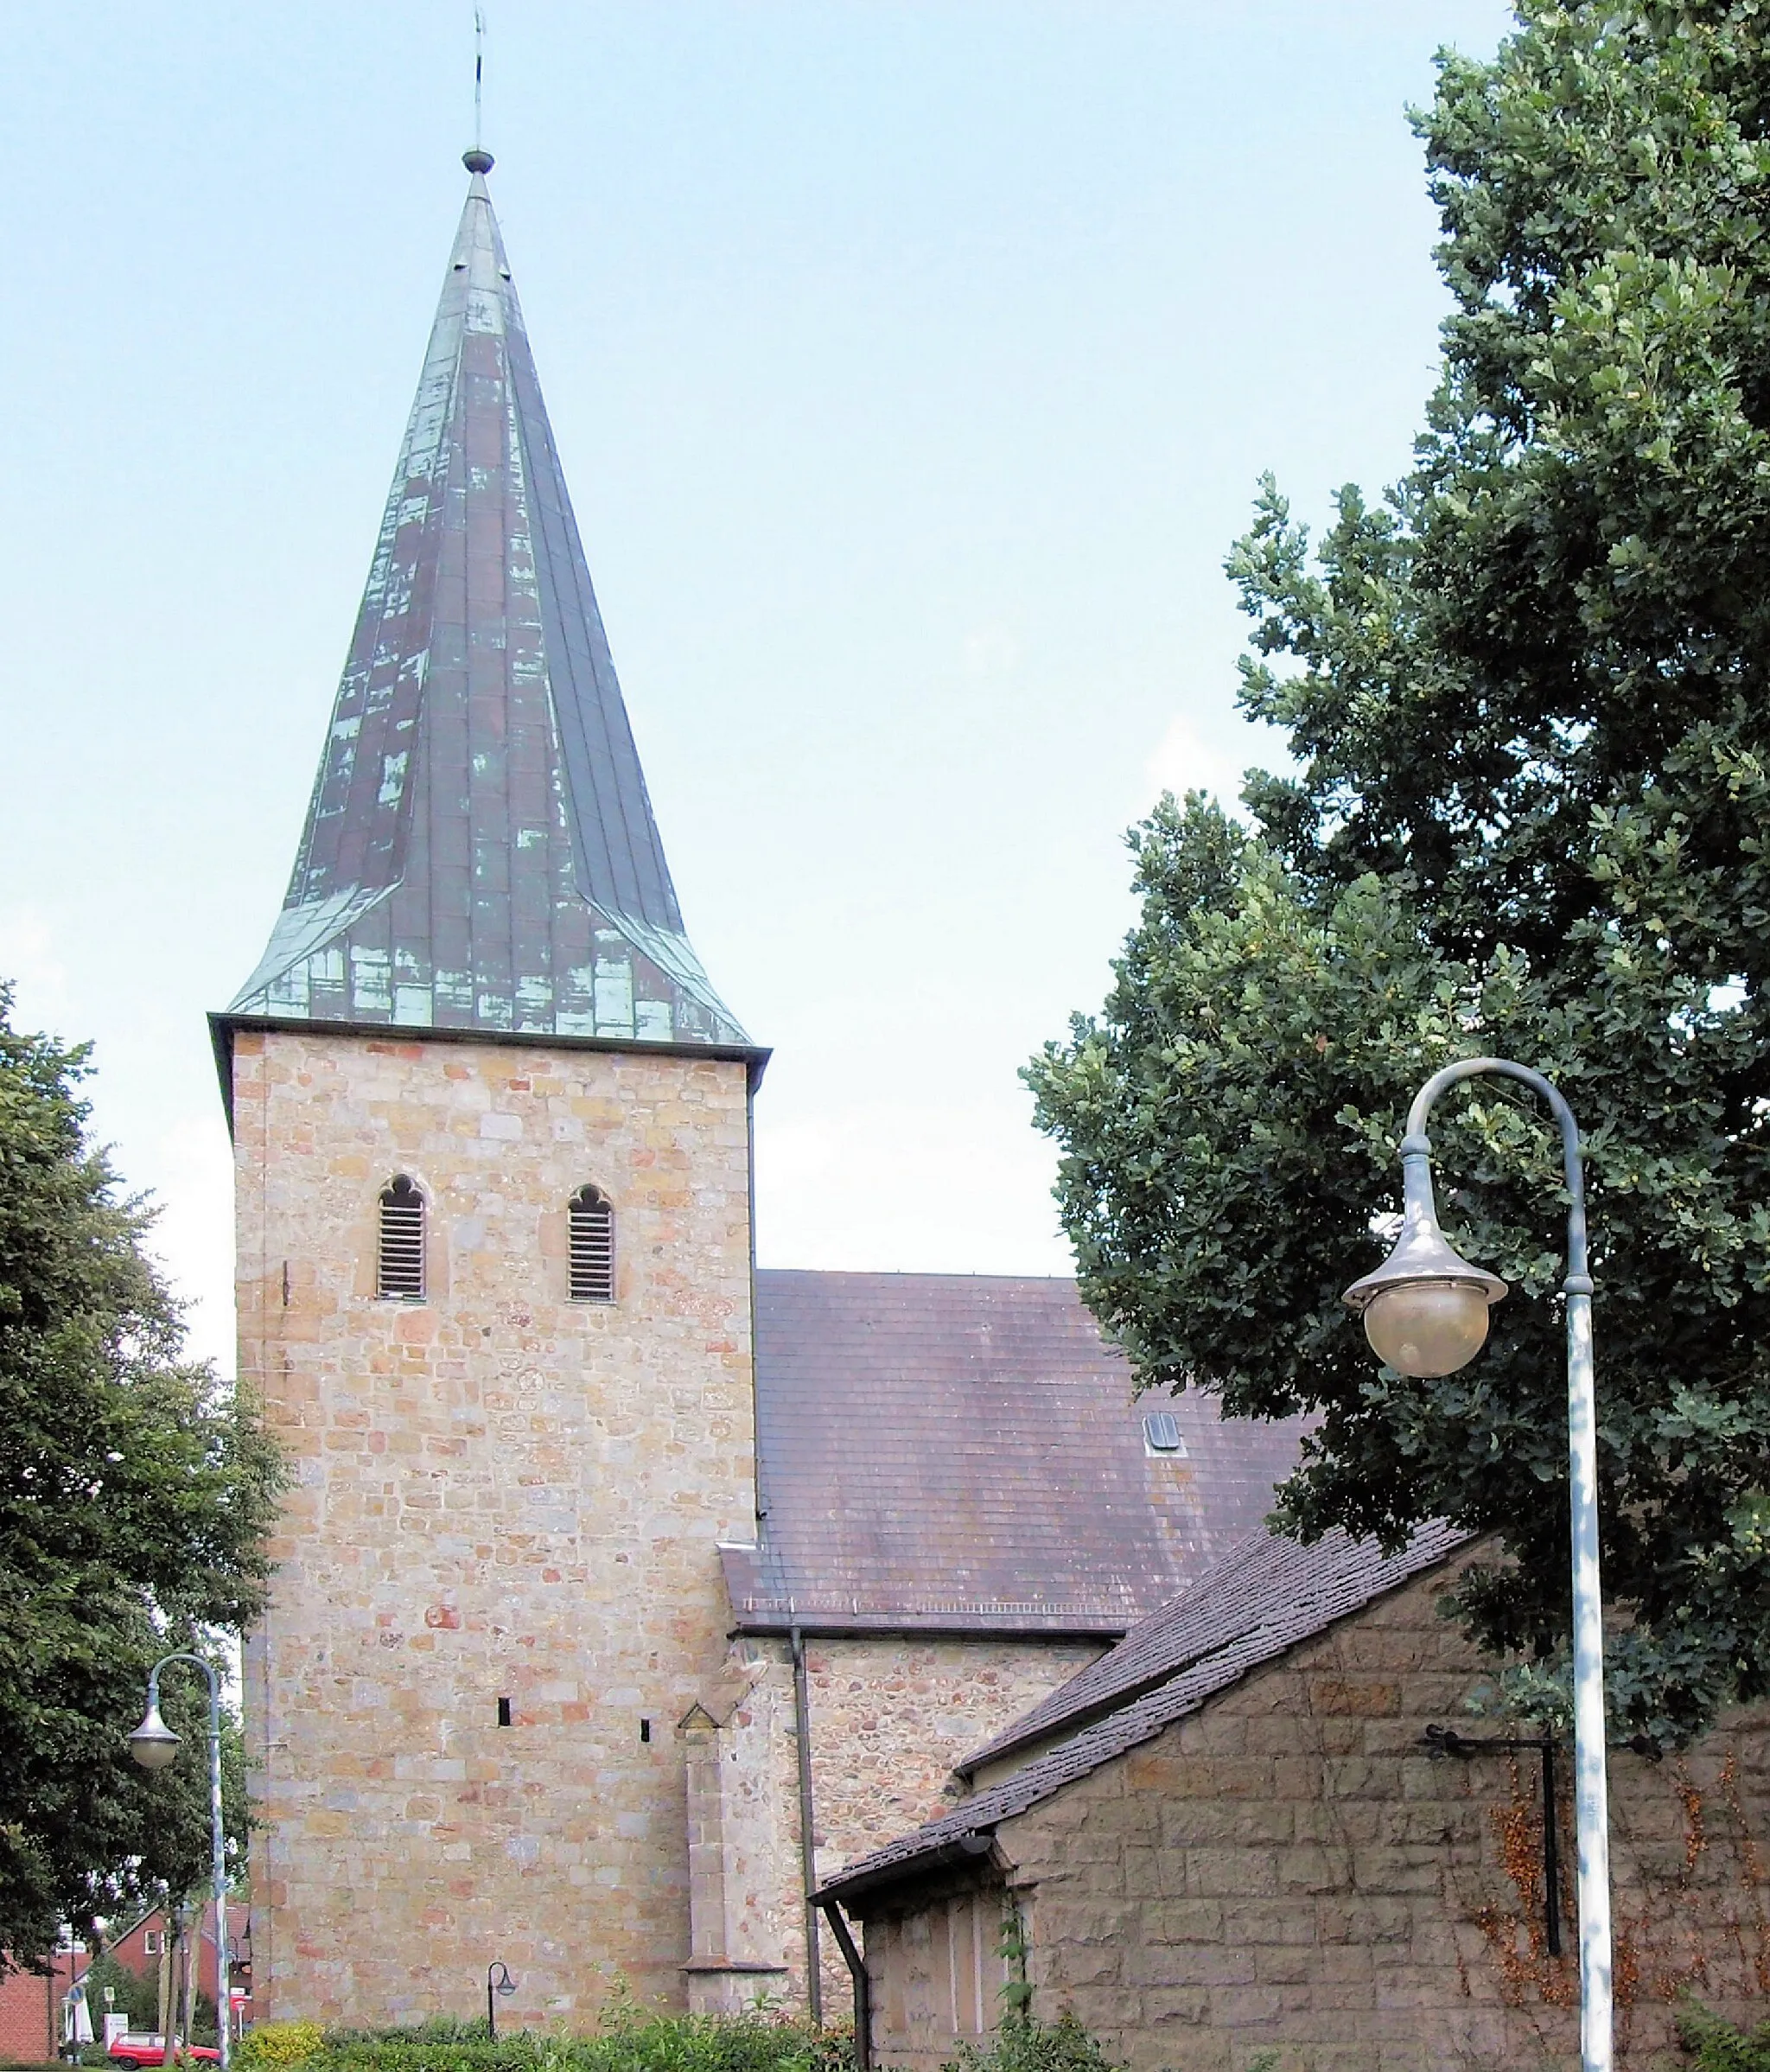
<box><xmin>815</xmin><ymin>1521</ymin><xmax>1474</xmax><ymax>1906</ymax></box>
<box><xmin>958</xmin><ymin>1617</ymin><xmax>1269</xmax><ymax>1776</ymax></box>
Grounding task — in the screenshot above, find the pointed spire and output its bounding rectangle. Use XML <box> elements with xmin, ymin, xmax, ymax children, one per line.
<box><xmin>230</xmin><ymin>160</ymin><xmax>749</xmax><ymax>1049</ymax></box>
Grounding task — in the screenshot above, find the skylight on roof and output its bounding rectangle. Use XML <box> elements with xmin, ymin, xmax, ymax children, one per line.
<box><xmin>1143</xmin><ymin>1412</ymin><xmax>1186</xmax><ymax>1457</ymax></box>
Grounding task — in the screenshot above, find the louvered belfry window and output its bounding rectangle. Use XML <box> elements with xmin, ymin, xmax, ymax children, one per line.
<box><xmin>377</xmin><ymin>1175</ymin><xmax>427</xmax><ymax>1300</ymax></box>
<box><xmin>569</xmin><ymin>1185</ymin><xmax>615</xmax><ymax>1303</ymax></box>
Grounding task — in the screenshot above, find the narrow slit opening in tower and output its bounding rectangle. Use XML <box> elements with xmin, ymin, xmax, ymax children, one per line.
<box><xmin>378</xmin><ymin>1176</ymin><xmax>426</xmax><ymax>1301</ymax></box>
<box><xmin>569</xmin><ymin>1185</ymin><xmax>615</xmax><ymax>1303</ymax></box>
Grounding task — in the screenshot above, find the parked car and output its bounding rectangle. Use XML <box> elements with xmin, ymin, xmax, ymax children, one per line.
<box><xmin>106</xmin><ymin>2037</ymin><xmax>220</xmax><ymax>2068</ymax></box>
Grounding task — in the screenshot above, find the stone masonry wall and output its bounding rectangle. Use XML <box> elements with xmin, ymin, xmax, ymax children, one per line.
<box><xmin>807</xmin><ymin>1637</ymin><xmax>1106</xmax><ymax>1878</ymax></box>
<box><xmin>678</xmin><ymin>1634</ymin><xmax>1108</xmax><ymax>2022</ymax></box>
<box><xmin>235</xmin><ymin>1028</ymin><xmax>756</xmax><ymax>2025</ymax></box>
<box><xmin>860</xmin><ymin>1558</ymin><xmax>1770</xmax><ymax>2071</ymax></box>
<box><xmin>805</xmin><ymin>1636</ymin><xmax>1103</xmax><ymax>2017</ymax></box>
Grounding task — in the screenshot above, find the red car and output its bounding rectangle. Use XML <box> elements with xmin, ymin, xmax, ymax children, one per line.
<box><xmin>106</xmin><ymin>2037</ymin><xmax>220</xmax><ymax>2068</ymax></box>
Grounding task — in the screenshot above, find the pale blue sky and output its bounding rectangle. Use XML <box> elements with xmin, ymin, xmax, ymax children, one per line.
<box><xmin>3</xmin><ymin>2</ymin><xmax>1512</xmax><ymax>1368</ymax></box>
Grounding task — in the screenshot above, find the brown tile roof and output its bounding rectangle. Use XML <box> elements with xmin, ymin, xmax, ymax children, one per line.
<box><xmin>812</xmin><ymin>1520</ymin><xmax>1470</xmax><ymax>1904</ymax></box>
<box><xmin>724</xmin><ymin>1271</ymin><xmax>1309</xmax><ymax>1636</ymax></box>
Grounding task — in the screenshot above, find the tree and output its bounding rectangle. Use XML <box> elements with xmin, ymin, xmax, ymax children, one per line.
<box><xmin>0</xmin><ymin>984</ymin><xmax>280</xmax><ymax>1963</ymax></box>
<box><xmin>1026</xmin><ymin>1</ymin><xmax>1770</xmax><ymax>1746</ymax></box>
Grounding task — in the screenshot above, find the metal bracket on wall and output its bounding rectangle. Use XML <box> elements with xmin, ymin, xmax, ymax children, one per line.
<box><xmin>1423</xmin><ymin>1724</ymin><xmax>1562</xmax><ymax>1958</ymax></box>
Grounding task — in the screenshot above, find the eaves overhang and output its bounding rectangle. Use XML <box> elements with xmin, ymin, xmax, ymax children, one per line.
<box><xmin>813</xmin><ymin>1833</ymin><xmax>998</xmax><ymax>1910</ymax></box>
<box><xmin>207</xmin><ymin>1008</ymin><xmax>770</xmax><ymax>1136</ymax></box>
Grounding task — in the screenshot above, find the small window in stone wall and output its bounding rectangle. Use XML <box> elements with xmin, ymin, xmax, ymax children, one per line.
<box><xmin>569</xmin><ymin>1184</ymin><xmax>615</xmax><ymax>1302</ymax></box>
<box><xmin>378</xmin><ymin>1175</ymin><xmax>427</xmax><ymax>1300</ymax></box>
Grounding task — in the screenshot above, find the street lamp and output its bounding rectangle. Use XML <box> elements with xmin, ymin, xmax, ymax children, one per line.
<box><xmin>1342</xmin><ymin>1057</ymin><xmax>1611</xmax><ymax>2072</ymax></box>
<box><xmin>486</xmin><ymin>1961</ymin><xmax>516</xmax><ymax>2040</ymax></box>
<box><xmin>128</xmin><ymin>1655</ymin><xmax>231</xmax><ymax>2072</ymax></box>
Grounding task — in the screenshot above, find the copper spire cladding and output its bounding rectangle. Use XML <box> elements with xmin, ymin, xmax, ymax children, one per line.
<box><xmin>229</xmin><ymin>155</ymin><xmax>748</xmax><ymax>1048</ymax></box>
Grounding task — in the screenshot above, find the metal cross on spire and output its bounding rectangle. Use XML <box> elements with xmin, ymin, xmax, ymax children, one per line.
<box><xmin>474</xmin><ymin>7</ymin><xmax>486</xmax><ymax>155</ymax></box>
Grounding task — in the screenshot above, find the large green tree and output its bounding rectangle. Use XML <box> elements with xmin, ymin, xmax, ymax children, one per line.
<box><xmin>0</xmin><ymin>985</ymin><xmax>279</xmax><ymax>1962</ymax></box>
<box><xmin>1028</xmin><ymin>0</ymin><xmax>1770</xmax><ymax>1745</ymax></box>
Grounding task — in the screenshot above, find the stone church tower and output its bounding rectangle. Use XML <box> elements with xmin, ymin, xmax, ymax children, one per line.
<box><xmin>214</xmin><ymin>152</ymin><xmax>767</xmax><ymax>2022</ymax></box>
<box><xmin>213</xmin><ymin>149</ymin><xmax>1318</xmax><ymax>2040</ymax></box>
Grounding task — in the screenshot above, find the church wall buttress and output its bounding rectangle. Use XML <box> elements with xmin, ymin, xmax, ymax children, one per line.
<box><xmin>233</xmin><ymin>1027</ymin><xmax>755</xmax><ymax>2026</ymax></box>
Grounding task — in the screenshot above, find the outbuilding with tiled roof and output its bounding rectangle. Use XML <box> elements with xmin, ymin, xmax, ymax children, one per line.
<box><xmin>814</xmin><ymin>1524</ymin><xmax>1770</xmax><ymax>2072</ymax></box>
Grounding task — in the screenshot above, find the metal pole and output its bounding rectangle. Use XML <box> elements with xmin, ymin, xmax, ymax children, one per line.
<box><xmin>791</xmin><ymin>1628</ymin><xmax>824</xmax><ymax>2026</ymax></box>
<box><xmin>1541</xmin><ymin>1736</ymin><xmax>1561</xmax><ymax>1960</ymax></box>
<box><xmin>817</xmin><ymin>1901</ymin><xmax>870</xmax><ymax>2072</ymax></box>
<box><xmin>487</xmin><ymin>1962</ymin><xmax>513</xmax><ymax>2040</ymax></box>
<box><xmin>146</xmin><ymin>1656</ymin><xmax>230</xmax><ymax>2072</ymax></box>
<box><xmin>1405</xmin><ymin>1059</ymin><xmax>1611</xmax><ymax>2072</ymax></box>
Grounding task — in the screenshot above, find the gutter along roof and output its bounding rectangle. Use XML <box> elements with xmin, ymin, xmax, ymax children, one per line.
<box><xmin>222</xmin><ymin>154</ymin><xmax>749</xmax><ymax>1055</ymax></box>
<box><xmin>812</xmin><ymin>1520</ymin><xmax>1471</xmax><ymax>1906</ymax></box>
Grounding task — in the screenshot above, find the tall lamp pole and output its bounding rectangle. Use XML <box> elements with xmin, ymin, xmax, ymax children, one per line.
<box><xmin>127</xmin><ymin>1655</ymin><xmax>231</xmax><ymax>2072</ymax></box>
<box><xmin>1340</xmin><ymin>1058</ymin><xmax>1611</xmax><ymax>2072</ymax></box>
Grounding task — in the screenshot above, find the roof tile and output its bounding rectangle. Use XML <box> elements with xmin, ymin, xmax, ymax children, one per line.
<box><xmin>735</xmin><ymin>1271</ymin><xmax>1309</xmax><ymax>1635</ymax></box>
<box><xmin>812</xmin><ymin>1520</ymin><xmax>1470</xmax><ymax>1903</ymax></box>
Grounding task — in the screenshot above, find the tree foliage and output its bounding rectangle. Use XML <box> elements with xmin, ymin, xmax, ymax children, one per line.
<box><xmin>1027</xmin><ymin>1</ymin><xmax>1770</xmax><ymax>1744</ymax></box>
<box><xmin>0</xmin><ymin>985</ymin><xmax>279</xmax><ymax>1961</ymax></box>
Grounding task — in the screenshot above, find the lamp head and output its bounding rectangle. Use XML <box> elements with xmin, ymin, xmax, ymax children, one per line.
<box><xmin>1343</xmin><ymin>1208</ymin><xmax>1507</xmax><ymax>1378</ymax></box>
<box><xmin>127</xmin><ymin>1700</ymin><xmax>181</xmax><ymax>1771</ymax></box>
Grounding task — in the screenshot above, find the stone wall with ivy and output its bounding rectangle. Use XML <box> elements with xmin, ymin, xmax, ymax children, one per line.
<box><xmin>861</xmin><ymin>1551</ymin><xmax>1770</xmax><ymax>2071</ymax></box>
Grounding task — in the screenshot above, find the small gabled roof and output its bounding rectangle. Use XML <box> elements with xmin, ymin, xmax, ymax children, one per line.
<box><xmin>225</xmin><ymin>155</ymin><xmax>750</xmax><ymax>1055</ymax></box>
<box><xmin>724</xmin><ymin>1272</ymin><xmax>1309</xmax><ymax>1636</ymax></box>
<box><xmin>812</xmin><ymin>1520</ymin><xmax>1470</xmax><ymax>1906</ymax></box>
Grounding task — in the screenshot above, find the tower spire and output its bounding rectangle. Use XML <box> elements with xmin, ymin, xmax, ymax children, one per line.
<box><xmin>227</xmin><ymin>163</ymin><xmax>749</xmax><ymax>1049</ymax></box>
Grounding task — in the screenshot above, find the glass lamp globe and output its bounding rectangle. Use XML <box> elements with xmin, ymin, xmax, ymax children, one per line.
<box><xmin>1360</xmin><ymin>1277</ymin><xmax>1493</xmax><ymax>1377</ymax></box>
<box><xmin>127</xmin><ymin>1701</ymin><xmax>181</xmax><ymax>1770</ymax></box>
<box><xmin>1344</xmin><ymin>1182</ymin><xmax>1506</xmax><ymax>1376</ymax></box>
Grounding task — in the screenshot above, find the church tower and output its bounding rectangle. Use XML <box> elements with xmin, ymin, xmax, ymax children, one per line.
<box><xmin>215</xmin><ymin>152</ymin><xmax>767</xmax><ymax>2024</ymax></box>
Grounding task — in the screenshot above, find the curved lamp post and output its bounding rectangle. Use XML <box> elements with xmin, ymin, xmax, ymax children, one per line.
<box><xmin>487</xmin><ymin>1961</ymin><xmax>516</xmax><ymax>2040</ymax></box>
<box><xmin>128</xmin><ymin>1655</ymin><xmax>231</xmax><ymax>2072</ymax></box>
<box><xmin>1341</xmin><ymin>1057</ymin><xmax>1611</xmax><ymax>2072</ymax></box>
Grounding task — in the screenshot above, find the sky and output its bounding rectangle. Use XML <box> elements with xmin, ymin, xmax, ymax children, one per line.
<box><xmin>3</xmin><ymin>2</ymin><xmax>1514</xmax><ymax>1372</ymax></box>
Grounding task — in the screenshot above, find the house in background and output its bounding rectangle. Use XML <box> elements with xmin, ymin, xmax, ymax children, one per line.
<box><xmin>0</xmin><ymin>1947</ymin><xmax>80</xmax><ymax>2064</ymax></box>
<box><xmin>818</xmin><ymin>1526</ymin><xmax>1770</xmax><ymax>2070</ymax></box>
<box><xmin>105</xmin><ymin>1901</ymin><xmax>252</xmax><ymax>2035</ymax></box>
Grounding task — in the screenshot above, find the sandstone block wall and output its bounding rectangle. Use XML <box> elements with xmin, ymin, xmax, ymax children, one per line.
<box><xmin>805</xmin><ymin>1636</ymin><xmax>1105</xmax><ymax>1879</ymax></box>
<box><xmin>805</xmin><ymin>1636</ymin><xmax>1102</xmax><ymax>2017</ymax></box>
<box><xmin>671</xmin><ymin>1633</ymin><xmax>1107</xmax><ymax>2022</ymax></box>
<box><xmin>859</xmin><ymin>1559</ymin><xmax>1770</xmax><ymax>2071</ymax></box>
<box><xmin>235</xmin><ymin>1029</ymin><xmax>756</xmax><ymax>2025</ymax></box>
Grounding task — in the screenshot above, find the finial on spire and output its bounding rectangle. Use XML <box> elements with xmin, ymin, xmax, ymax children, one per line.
<box><xmin>464</xmin><ymin>7</ymin><xmax>492</xmax><ymax>174</ymax></box>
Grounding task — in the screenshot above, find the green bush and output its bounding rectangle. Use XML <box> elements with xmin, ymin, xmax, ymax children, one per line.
<box><xmin>238</xmin><ymin>2021</ymin><xmax>327</xmax><ymax>2069</ymax></box>
<box><xmin>79</xmin><ymin>1952</ymin><xmax>161</xmax><ymax>2033</ymax></box>
<box><xmin>254</xmin><ymin>2005</ymin><xmax>852</xmax><ymax>2072</ymax></box>
<box><xmin>1678</xmin><ymin>2003</ymin><xmax>1770</xmax><ymax>2072</ymax></box>
<box><xmin>942</xmin><ymin>2012</ymin><xmax>1123</xmax><ymax>2072</ymax></box>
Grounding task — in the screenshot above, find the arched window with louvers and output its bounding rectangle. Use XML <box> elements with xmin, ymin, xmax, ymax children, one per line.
<box><xmin>377</xmin><ymin>1175</ymin><xmax>427</xmax><ymax>1301</ymax></box>
<box><xmin>569</xmin><ymin>1184</ymin><xmax>616</xmax><ymax>1304</ymax></box>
